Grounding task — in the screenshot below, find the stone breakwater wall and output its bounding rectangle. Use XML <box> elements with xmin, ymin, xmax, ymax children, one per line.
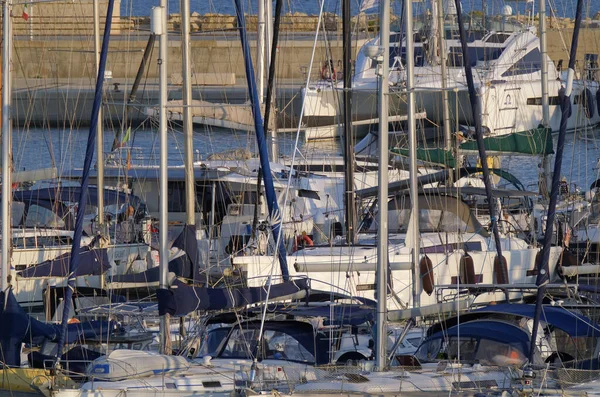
<box><xmin>4</xmin><ymin>1</ymin><xmax>600</xmax><ymax>81</ymax></box>
<box><xmin>9</xmin><ymin>29</ymin><xmax>600</xmax><ymax>81</ymax></box>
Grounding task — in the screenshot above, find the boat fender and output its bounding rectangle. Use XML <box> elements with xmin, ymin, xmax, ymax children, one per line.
<box><xmin>419</xmin><ymin>255</ymin><xmax>434</xmax><ymax>295</ymax></box>
<box><xmin>493</xmin><ymin>255</ymin><xmax>509</xmax><ymax>284</ymax></box>
<box><xmin>596</xmin><ymin>88</ymin><xmax>600</xmax><ymax>116</ymax></box>
<box><xmin>460</xmin><ymin>253</ymin><xmax>476</xmax><ymax>284</ymax></box>
<box><xmin>583</xmin><ymin>88</ymin><xmax>594</xmax><ymax>118</ymax></box>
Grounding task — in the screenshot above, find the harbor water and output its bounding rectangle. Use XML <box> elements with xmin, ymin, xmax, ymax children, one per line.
<box><xmin>12</xmin><ymin>126</ymin><xmax>600</xmax><ymax>194</ymax></box>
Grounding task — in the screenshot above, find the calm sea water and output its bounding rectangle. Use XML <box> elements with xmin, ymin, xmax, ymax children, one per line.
<box><xmin>11</xmin><ymin>126</ymin><xmax>600</xmax><ymax>193</ymax></box>
<box><xmin>122</xmin><ymin>0</ymin><xmax>599</xmax><ymax>20</ymax></box>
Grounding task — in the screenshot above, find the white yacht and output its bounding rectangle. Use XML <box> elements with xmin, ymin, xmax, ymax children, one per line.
<box><xmin>8</xmin><ymin>186</ymin><xmax>152</xmax><ymax>309</ymax></box>
<box><xmin>234</xmin><ymin>192</ymin><xmax>564</xmax><ymax>311</ymax></box>
<box><xmin>303</xmin><ymin>13</ymin><xmax>600</xmax><ymax>136</ymax></box>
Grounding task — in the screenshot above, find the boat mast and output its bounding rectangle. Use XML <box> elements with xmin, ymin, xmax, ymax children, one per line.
<box><xmin>152</xmin><ymin>0</ymin><xmax>171</xmax><ymax>354</ymax></box>
<box><xmin>94</xmin><ymin>0</ymin><xmax>105</xmax><ymax>231</ymax></box>
<box><xmin>342</xmin><ymin>0</ymin><xmax>356</xmax><ymax>245</ymax></box>
<box><xmin>181</xmin><ymin>0</ymin><xmax>195</xmax><ymax>225</ymax></box>
<box><xmin>437</xmin><ymin>0</ymin><xmax>452</xmax><ymax>157</ymax></box>
<box><xmin>258</xmin><ymin>0</ymin><xmax>266</xmax><ymax>105</ymax></box>
<box><xmin>1</xmin><ymin>0</ymin><xmax>12</xmax><ymax>291</ymax></box>
<box><xmin>540</xmin><ymin>0</ymin><xmax>552</xmax><ymax>195</ymax></box>
<box><xmin>407</xmin><ymin>0</ymin><xmax>420</xmax><ymax>308</ymax></box>
<box><xmin>233</xmin><ymin>0</ymin><xmax>290</xmax><ymax>281</ymax></box>
<box><xmin>528</xmin><ymin>0</ymin><xmax>585</xmax><ymax>365</ymax></box>
<box><xmin>453</xmin><ymin>0</ymin><xmax>507</xmax><ymax>283</ymax></box>
<box><xmin>375</xmin><ymin>0</ymin><xmax>390</xmax><ymax>370</ymax></box>
<box><xmin>55</xmin><ymin>0</ymin><xmax>116</xmax><ymax>361</ymax></box>
<box><xmin>265</xmin><ymin>0</ymin><xmax>277</xmax><ymax>160</ymax></box>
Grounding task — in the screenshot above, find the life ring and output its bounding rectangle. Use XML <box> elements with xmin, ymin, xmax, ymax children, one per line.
<box><xmin>583</xmin><ymin>88</ymin><xmax>594</xmax><ymax>119</ymax></box>
<box><xmin>293</xmin><ymin>234</ymin><xmax>313</xmax><ymax>252</ymax></box>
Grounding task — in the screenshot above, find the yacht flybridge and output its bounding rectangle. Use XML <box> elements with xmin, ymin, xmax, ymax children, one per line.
<box><xmin>303</xmin><ymin>12</ymin><xmax>600</xmax><ymax>136</ymax></box>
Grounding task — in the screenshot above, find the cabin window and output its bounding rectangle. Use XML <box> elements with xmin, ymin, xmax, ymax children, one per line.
<box><xmin>447</xmin><ymin>47</ymin><xmax>504</xmax><ymax>67</ymax></box>
<box><xmin>24</xmin><ymin>204</ymin><xmax>65</xmax><ymax>228</ymax></box>
<box><xmin>527</xmin><ymin>96</ymin><xmax>561</xmax><ymax>106</ymax></box>
<box><xmin>388</xmin><ymin>209</ymin><xmax>469</xmax><ymax>233</ymax></box>
<box><xmin>485</xmin><ymin>33</ymin><xmax>511</xmax><ymax>43</ymax></box>
<box><xmin>263</xmin><ymin>329</ymin><xmax>315</xmax><ymax>363</ymax></box>
<box><xmin>419</xmin><ymin>209</ymin><xmax>443</xmax><ymax>232</ymax></box>
<box><xmin>168</xmin><ymin>181</ymin><xmax>186</xmax><ymax>213</ymax></box>
<box><xmin>220</xmin><ymin>329</ymin><xmax>257</xmax><ymax>359</ymax></box>
<box><xmin>552</xmin><ymin>328</ymin><xmax>598</xmax><ymax>362</ymax></box>
<box><xmin>12</xmin><ymin>202</ymin><xmax>25</xmax><ymax>226</ymax></box>
<box><xmin>415</xmin><ymin>337</ymin><xmax>443</xmax><ymax>361</ymax></box>
<box><xmin>475</xmin><ymin>339</ymin><xmax>526</xmax><ymax>366</ymax></box>
<box><xmin>199</xmin><ymin>327</ymin><xmax>230</xmax><ymax>358</ymax></box>
<box><xmin>502</xmin><ymin>48</ymin><xmax>542</xmax><ymax>77</ymax></box>
<box><xmin>446</xmin><ymin>337</ymin><xmax>478</xmax><ymax>362</ymax></box>
<box><xmin>390</xmin><ymin>46</ymin><xmax>426</xmax><ymax>68</ymax></box>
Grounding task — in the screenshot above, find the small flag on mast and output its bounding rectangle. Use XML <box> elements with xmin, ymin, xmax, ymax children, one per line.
<box><xmin>359</xmin><ymin>0</ymin><xmax>379</xmax><ymax>12</ymax></box>
<box><xmin>121</xmin><ymin>126</ymin><xmax>131</xmax><ymax>147</ymax></box>
<box><xmin>22</xmin><ymin>4</ymin><xmax>29</xmax><ymax>21</ymax></box>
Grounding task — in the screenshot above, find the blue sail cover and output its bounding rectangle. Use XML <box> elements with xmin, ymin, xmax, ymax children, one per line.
<box><xmin>476</xmin><ymin>304</ymin><xmax>600</xmax><ymax>337</ymax></box>
<box><xmin>428</xmin><ymin>320</ymin><xmax>531</xmax><ymax>355</ymax></box>
<box><xmin>111</xmin><ymin>225</ymin><xmax>197</xmax><ymax>283</ymax></box>
<box><xmin>0</xmin><ymin>289</ymin><xmax>60</xmax><ymax>366</ymax></box>
<box><xmin>157</xmin><ymin>278</ymin><xmax>310</xmax><ymax>316</ymax></box>
<box><xmin>249</xmin><ymin>303</ymin><xmax>375</xmax><ymax>326</ymax></box>
<box><xmin>428</xmin><ymin>304</ymin><xmax>600</xmax><ymax>338</ymax></box>
<box><xmin>17</xmin><ymin>247</ymin><xmax>110</xmax><ymax>278</ymax></box>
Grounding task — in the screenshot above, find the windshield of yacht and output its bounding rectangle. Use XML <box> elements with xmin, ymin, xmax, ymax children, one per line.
<box><xmin>218</xmin><ymin>325</ymin><xmax>317</xmax><ymax>364</ymax></box>
<box><xmin>389</xmin><ymin>46</ymin><xmax>425</xmax><ymax>69</ymax></box>
<box><xmin>447</xmin><ymin>46</ymin><xmax>504</xmax><ymax>67</ymax></box>
<box><xmin>198</xmin><ymin>327</ymin><xmax>230</xmax><ymax>358</ymax></box>
<box><xmin>385</xmin><ymin>209</ymin><xmax>470</xmax><ymax>234</ymax></box>
<box><xmin>415</xmin><ymin>335</ymin><xmax>527</xmax><ymax>366</ymax></box>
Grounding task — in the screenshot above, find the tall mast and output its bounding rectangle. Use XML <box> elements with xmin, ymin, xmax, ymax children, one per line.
<box><xmin>528</xmin><ymin>0</ymin><xmax>585</xmax><ymax>365</ymax></box>
<box><xmin>233</xmin><ymin>0</ymin><xmax>290</xmax><ymax>281</ymax></box>
<box><xmin>540</xmin><ymin>0</ymin><xmax>551</xmax><ymax>195</ymax></box>
<box><xmin>407</xmin><ymin>0</ymin><xmax>420</xmax><ymax>308</ymax></box>
<box><xmin>453</xmin><ymin>0</ymin><xmax>506</xmax><ymax>284</ymax></box>
<box><xmin>181</xmin><ymin>0</ymin><xmax>195</xmax><ymax>224</ymax></box>
<box><xmin>437</xmin><ymin>0</ymin><xmax>452</xmax><ymax>155</ymax></box>
<box><xmin>375</xmin><ymin>0</ymin><xmax>390</xmax><ymax>371</ymax></box>
<box><xmin>152</xmin><ymin>0</ymin><xmax>170</xmax><ymax>354</ymax></box>
<box><xmin>257</xmin><ymin>0</ymin><xmax>266</xmax><ymax>104</ymax></box>
<box><xmin>55</xmin><ymin>0</ymin><xmax>116</xmax><ymax>361</ymax></box>
<box><xmin>265</xmin><ymin>0</ymin><xmax>277</xmax><ymax>160</ymax></box>
<box><xmin>1</xmin><ymin>0</ymin><xmax>12</xmax><ymax>291</ymax></box>
<box><xmin>342</xmin><ymin>0</ymin><xmax>356</xmax><ymax>245</ymax></box>
<box><xmin>94</xmin><ymin>0</ymin><xmax>105</xmax><ymax>229</ymax></box>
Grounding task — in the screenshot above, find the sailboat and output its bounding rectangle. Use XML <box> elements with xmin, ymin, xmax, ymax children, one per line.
<box><xmin>288</xmin><ymin>1</ymin><xmax>600</xmax><ymax>395</ymax></box>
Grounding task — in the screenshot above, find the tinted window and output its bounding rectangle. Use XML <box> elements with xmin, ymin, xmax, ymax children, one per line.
<box><xmin>502</xmin><ymin>48</ymin><xmax>542</xmax><ymax>77</ymax></box>
<box><xmin>447</xmin><ymin>46</ymin><xmax>504</xmax><ymax>67</ymax></box>
<box><xmin>199</xmin><ymin>327</ymin><xmax>230</xmax><ymax>357</ymax></box>
<box><xmin>25</xmin><ymin>204</ymin><xmax>65</xmax><ymax>228</ymax></box>
<box><xmin>390</xmin><ymin>46</ymin><xmax>425</xmax><ymax>68</ymax></box>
